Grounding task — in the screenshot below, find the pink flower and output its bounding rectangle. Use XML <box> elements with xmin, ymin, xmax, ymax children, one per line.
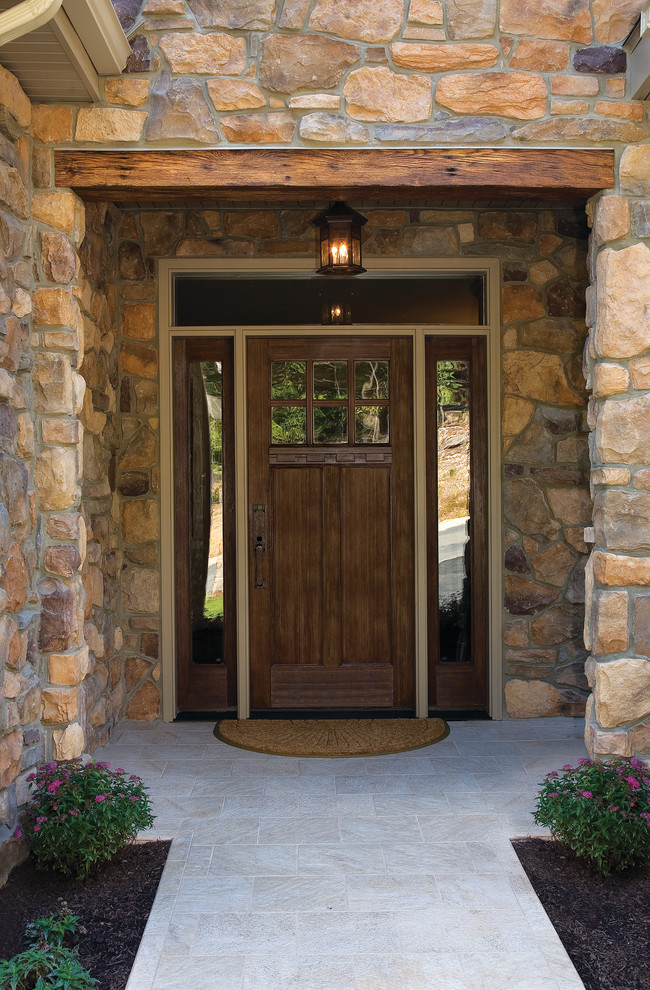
<box><xmin>94</xmin><ymin>794</ymin><xmax>106</xmax><ymax>803</ymax></box>
<box><xmin>581</xmin><ymin>791</ymin><xmax>593</xmax><ymax>799</ymax></box>
<box><xmin>15</xmin><ymin>828</ymin><xmax>22</xmax><ymax>839</ymax></box>
<box><xmin>129</xmin><ymin>796</ymin><xmax>139</xmax><ymax>801</ymax></box>
<box><xmin>549</xmin><ymin>792</ymin><xmax>559</xmax><ymax>798</ymax></box>
<box><xmin>33</xmin><ymin>825</ymin><xmax>40</xmax><ymax>832</ymax></box>
<box><xmin>116</xmin><ymin>769</ymin><xmax>126</xmax><ymax>774</ymax></box>
<box><xmin>562</xmin><ymin>765</ymin><xmax>573</xmax><ymax>771</ymax></box>
<box><xmin>47</xmin><ymin>780</ymin><xmax>61</xmax><ymax>792</ymax></box>
<box><xmin>626</xmin><ymin>777</ymin><xmax>640</xmax><ymax>789</ymax></box>
<box><xmin>129</xmin><ymin>775</ymin><xmax>139</xmax><ymax>781</ymax></box>
<box><xmin>36</xmin><ymin>816</ymin><xmax>48</xmax><ymax>824</ymax></box>
<box><xmin>26</xmin><ymin>773</ymin><xmax>35</xmax><ymax>782</ymax></box>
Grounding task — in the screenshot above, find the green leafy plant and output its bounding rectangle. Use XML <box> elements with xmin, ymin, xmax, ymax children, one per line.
<box><xmin>0</xmin><ymin>911</ymin><xmax>96</xmax><ymax>990</ymax></box>
<box><xmin>534</xmin><ymin>757</ymin><xmax>650</xmax><ymax>876</ymax></box>
<box><xmin>18</xmin><ymin>760</ymin><xmax>154</xmax><ymax>879</ymax></box>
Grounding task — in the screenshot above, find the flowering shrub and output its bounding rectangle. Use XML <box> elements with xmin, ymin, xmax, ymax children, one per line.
<box><xmin>0</xmin><ymin>911</ymin><xmax>96</xmax><ymax>989</ymax></box>
<box><xmin>534</xmin><ymin>757</ymin><xmax>650</xmax><ymax>876</ymax></box>
<box><xmin>19</xmin><ymin>760</ymin><xmax>154</xmax><ymax>879</ymax></box>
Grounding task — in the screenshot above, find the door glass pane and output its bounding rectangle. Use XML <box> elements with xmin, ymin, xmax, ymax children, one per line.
<box><xmin>355</xmin><ymin>406</ymin><xmax>389</xmax><ymax>444</ymax></box>
<box><xmin>314</xmin><ymin>361</ymin><xmax>348</xmax><ymax>400</ymax></box>
<box><xmin>314</xmin><ymin>407</ymin><xmax>347</xmax><ymax>444</ymax></box>
<box><xmin>189</xmin><ymin>361</ymin><xmax>224</xmax><ymax>665</ymax></box>
<box><xmin>271</xmin><ymin>361</ymin><xmax>306</xmax><ymax>399</ymax></box>
<box><xmin>272</xmin><ymin>406</ymin><xmax>306</xmax><ymax>444</ymax></box>
<box><xmin>355</xmin><ymin>361</ymin><xmax>389</xmax><ymax>400</ymax></box>
<box><xmin>436</xmin><ymin>360</ymin><xmax>471</xmax><ymax>663</ymax></box>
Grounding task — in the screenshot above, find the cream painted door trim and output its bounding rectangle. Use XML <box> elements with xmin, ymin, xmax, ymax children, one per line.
<box><xmin>158</xmin><ymin>258</ymin><xmax>502</xmax><ymax>722</ymax></box>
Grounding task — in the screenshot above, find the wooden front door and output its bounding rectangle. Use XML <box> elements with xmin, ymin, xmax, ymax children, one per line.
<box><xmin>247</xmin><ymin>336</ymin><xmax>414</xmax><ymax>711</ymax></box>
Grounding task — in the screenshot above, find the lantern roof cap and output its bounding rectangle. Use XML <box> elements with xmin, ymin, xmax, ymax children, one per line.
<box><xmin>312</xmin><ymin>200</ymin><xmax>367</xmax><ymax>228</ymax></box>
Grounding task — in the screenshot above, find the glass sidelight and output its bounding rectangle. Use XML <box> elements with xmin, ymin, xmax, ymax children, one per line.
<box><xmin>427</xmin><ymin>337</ymin><xmax>488</xmax><ymax>711</ymax></box>
<box><xmin>173</xmin><ymin>338</ymin><xmax>236</xmax><ymax>711</ymax></box>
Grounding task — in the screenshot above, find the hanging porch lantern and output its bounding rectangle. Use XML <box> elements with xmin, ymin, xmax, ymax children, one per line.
<box><xmin>313</xmin><ymin>201</ymin><xmax>367</xmax><ymax>276</ymax></box>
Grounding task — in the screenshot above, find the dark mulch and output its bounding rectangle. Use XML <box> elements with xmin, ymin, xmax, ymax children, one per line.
<box><xmin>0</xmin><ymin>840</ymin><xmax>170</xmax><ymax>990</ymax></box>
<box><xmin>513</xmin><ymin>837</ymin><xmax>650</xmax><ymax>990</ymax></box>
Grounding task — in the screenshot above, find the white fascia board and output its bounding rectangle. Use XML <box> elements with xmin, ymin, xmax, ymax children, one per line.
<box><xmin>0</xmin><ymin>0</ymin><xmax>63</xmax><ymax>47</ymax></box>
<box><xmin>62</xmin><ymin>0</ymin><xmax>131</xmax><ymax>75</ymax></box>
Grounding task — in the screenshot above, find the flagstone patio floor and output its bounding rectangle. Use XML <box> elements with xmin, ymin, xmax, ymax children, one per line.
<box><xmin>95</xmin><ymin>717</ymin><xmax>588</xmax><ymax>990</ymax></box>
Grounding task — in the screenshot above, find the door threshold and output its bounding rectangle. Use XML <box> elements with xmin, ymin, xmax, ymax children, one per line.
<box><xmin>175</xmin><ymin>710</ymin><xmax>237</xmax><ymax>721</ymax></box>
<box><xmin>250</xmin><ymin>708</ymin><xmax>416</xmax><ymax>720</ymax></box>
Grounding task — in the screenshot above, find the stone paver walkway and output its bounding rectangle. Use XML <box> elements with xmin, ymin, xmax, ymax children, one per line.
<box><xmin>96</xmin><ymin>717</ymin><xmax>588</xmax><ymax>990</ymax></box>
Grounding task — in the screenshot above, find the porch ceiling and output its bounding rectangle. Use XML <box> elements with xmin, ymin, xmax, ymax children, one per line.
<box><xmin>54</xmin><ymin>148</ymin><xmax>615</xmax><ymax>204</ymax></box>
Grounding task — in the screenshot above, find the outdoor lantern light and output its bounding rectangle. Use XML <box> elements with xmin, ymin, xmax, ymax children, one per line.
<box><xmin>313</xmin><ymin>201</ymin><xmax>367</xmax><ymax>276</ymax></box>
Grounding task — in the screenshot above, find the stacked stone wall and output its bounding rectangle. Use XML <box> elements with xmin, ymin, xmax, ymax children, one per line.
<box><xmin>112</xmin><ymin>203</ymin><xmax>592</xmax><ymax>721</ymax></box>
<box><xmin>584</xmin><ymin>155</ymin><xmax>650</xmax><ymax>758</ymax></box>
<box><xmin>35</xmin><ymin>0</ymin><xmax>650</xmax><ymax>150</ymax></box>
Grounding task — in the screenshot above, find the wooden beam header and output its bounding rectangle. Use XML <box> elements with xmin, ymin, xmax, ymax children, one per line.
<box><xmin>54</xmin><ymin>147</ymin><xmax>615</xmax><ymax>202</ymax></box>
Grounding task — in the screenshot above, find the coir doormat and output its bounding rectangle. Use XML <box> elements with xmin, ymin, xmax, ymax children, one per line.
<box><xmin>214</xmin><ymin>717</ymin><xmax>449</xmax><ymax>757</ymax></box>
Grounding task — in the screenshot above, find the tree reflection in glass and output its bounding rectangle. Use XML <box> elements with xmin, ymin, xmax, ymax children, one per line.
<box><xmin>436</xmin><ymin>360</ymin><xmax>471</xmax><ymax>663</ymax></box>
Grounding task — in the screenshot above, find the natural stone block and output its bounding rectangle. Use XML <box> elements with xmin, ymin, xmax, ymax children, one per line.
<box><xmin>504</xmin><ymin>478</ymin><xmax>560</xmax><ymax>543</ymax></box>
<box><xmin>16</xmin><ymin>414</ymin><xmax>34</xmax><ymax>459</ymax></box>
<box><xmin>207</xmin><ymin>79</ymin><xmax>266</xmax><ymax>111</ymax></box>
<box><xmin>32</xmin><ymin>105</ymin><xmax>73</xmax><ymax>143</ymax></box>
<box><xmin>279</xmin><ymin>0</ymin><xmax>311</xmax><ymax>28</ymax></box>
<box><xmin>34</xmin><ymin>353</ymin><xmax>74</xmax><ymax>416</ymax></box>
<box><xmin>122</xmin><ymin>500</ymin><xmax>159</xmax><ymax>544</ymax></box>
<box><xmin>48</xmin><ymin>646</ymin><xmax>90</xmax><ymax>686</ymax></box>
<box><xmin>40</xmin><ymin>231</ymin><xmax>77</xmax><ymax>284</ymax></box>
<box><xmin>146</xmin><ymin>73</ymin><xmax>220</xmax><ymax>143</ymax></box>
<box><xmin>2</xmin><ymin>544</ymin><xmax>27</xmax><ymax>613</ymax></box>
<box><xmin>447</xmin><ymin>0</ymin><xmax>496</xmax><ymax>39</ymax></box>
<box><xmin>159</xmin><ymin>32</ymin><xmax>246</xmax><ymax>74</ymax></box>
<box><xmin>574</xmin><ymin>46</ymin><xmax>626</xmax><ymax>74</ymax></box>
<box><xmin>123</xmin><ymin>304</ymin><xmax>156</xmax><ymax>340</ymax></box>
<box><xmin>630</xmin><ymin>357</ymin><xmax>650</xmax><ymax>390</ymax></box>
<box><xmin>594</xmin><ymin>0</ymin><xmax>645</xmax><ymax>44</ymax></box>
<box><xmin>595</xmin><ymin>245</ymin><xmax>650</xmax><ymax>359</ymax></box>
<box><xmin>120</xmin><ymin>426</ymin><xmax>157</xmax><ymax>470</ymax></box>
<box><xmin>52</xmin><ymin>722</ymin><xmax>84</xmax><ymax>760</ymax></box>
<box><xmin>551</xmin><ymin>99</ymin><xmax>588</xmax><ymax>115</ymax></box>
<box><xmin>592</xmin><ymin>590</ymin><xmax>629</xmax><ymax>655</ymax></box>
<box><xmin>620</xmin><ymin>147</ymin><xmax>650</xmax><ymax>196</ymax></box>
<box><xmin>530</xmin><ymin>603</ymin><xmax>583</xmax><ymax>646</ymax></box>
<box><xmin>547</xmin><ymin>488</ymin><xmax>592</xmax><ymax>527</ymax></box>
<box><xmin>299</xmin><ymin>114</ymin><xmax>369</xmax><ymax>143</ymax></box>
<box><xmin>125</xmin><ymin>679</ymin><xmax>160</xmax><ymax>720</ymax></box>
<box><xmin>634</xmin><ymin>595</ymin><xmax>650</xmax><ymax>658</ymax></box>
<box><xmin>104</xmin><ymin>78</ymin><xmax>149</xmax><ymax>107</ymax></box>
<box><xmin>33</xmin><ymin>192</ymin><xmax>84</xmax><ymax>244</ymax></box>
<box><xmin>436</xmin><ymin>72</ymin><xmax>546</xmax><ymax>120</ymax></box>
<box><xmin>45</xmin><ymin>545</ymin><xmax>82</xmax><ymax>577</ymax></box>
<box><xmin>403</xmin><ymin>226</ymin><xmax>459</xmax><ymax>255</ymax></box>
<box><xmin>479</xmin><ymin>212</ymin><xmax>537</xmax><ymax>243</ymax></box>
<box><xmin>593</xmin><ymin>490</ymin><xmax>650</xmax><ymax>552</ymax></box>
<box><xmin>122</xmin><ymin>569</ymin><xmax>160</xmax><ymax>613</ymax></box>
<box><xmin>41</xmin><ymin>687</ymin><xmax>78</xmax><ymax>725</ymax></box>
<box><xmin>595</xmin><ymin>658</ymin><xmax>650</xmax><ymax>728</ymax></box>
<box><xmin>596</xmin><ymin>393</ymin><xmax>650</xmax><ymax>464</ymax></box>
<box><xmin>309</xmin><ymin>0</ymin><xmax>403</xmax><ymax>42</ymax></box>
<box><xmin>586</xmin><ymin>722</ymin><xmax>632</xmax><ymax>757</ymax></box>
<box><xmin>289</xmin><ymin>94</ymin><xmax>340</xmax><ymax>109</ymax></box>
<box><xmin>532</xmin><ymin>543</ymin><xmax>575</xmax><ymax>587</ymax></box>
<box><xmin>594</xmin><ymin>197</ymin><xmax>630</xmax><ymax>246</ymax></box>
<box><xmin>503</xmin><ymin>351</ymin><xmax>581</xmax><ymax>406</ymax></box>
<box><xmin>592</xmin><ymin>363</ymin><xmax>630</xmax><ymax>397</ymax></box>
<box><xmin>595</xmin><ymin>100</ymin><xmax>644</xmax><ymax>121</ymax></box>
<box><xmin>125</xmin><ymin>656</ymin><xmax>153</xmax><ymax>693</ymax></box>
<box><xmin>593</xmin><ymin>550</ymin><xmax>650</xmax><ymax>587</ymax></box>
<box><xmin>0</xmin><ymin>729</ymin><xmax>22</xmax><ymax>789</ymax></box>
<box><xmin>125</xmin><ymin>35</ymin><xmax>151</xmax><ymax>73</ymax></box>
<box><xmin>33</xmin><ymin>288</ymin><xmax>74</xmax><ymax>327</ymax></box>
<box><xmin>224</xmin><ymin>211</ymin><xmax>279</xmax><ymax>238</ymax></box>
<box><xmin>629</xmin><ymin>719</ymin><xmax>650</xmax><ymax>755</ymax></box>
<box><xmin>634</xmin><ymin>469</ymin><xmax>650</xmax><ymax>491</ymax></box>
<box><xmin>510</xmin><ymin>40</ymin><xmax>570</xmax><ymax>71</ymax></box>
<box><xmin>139</xmin><ymin>212</ymin><xmax>183</xmax><ymax>256</ymax></box>
<box><xmin>120</xmin><ymin>340</ymin><xmax>157</xmax><ymax>379</ymax></box>
<box><xmin>551</xmin><ymin>75</ymin><xmax>599</xmax><ymax>96</ymax></box>
<box><xmin>34</xmin><ymin>448</ymin><xmax>78</xmax><ymax>510</ymax></box>
<box><xmin>502</xmin><ymin>396</ymin><xmax>534</xmax><ymax>435</ymax></box>
<box><xmin>500</xmin><ymin>0</ymin><xmax>591</xmax><ymax>42</ymax></box>
<box><xmin>505</xmin><ymin>679</ymin><xmax>585</xmax><ymax>718</ymax></box>
<box><xmin>375</xmin><ymin>118</ymin><xmax>507</xmax><ymax>142</ymax></box>
<box><xmin>187</xmin><ymin>0</ymin><xmax>277</xmax><ymax>29</ymax></box>
<box><xmin>344</xmin><ymin>67</ymin><xmax>432</xmax><ymax>123</ymax></box>
<box><xmin>221</xmin><ymin>113</ymin><xmax>296</xmax><ymax>143</ymax></box>
<box><xmin>505</xmin><ymin>576</ymin><xmax>559</xmax><ymax>615</ymax></box>
<box><xmin>259</xmin><ymin>35</ymin><xmax>360</xmax><ymax>93</ymax></box>
<box><xmin>391</xmin><ymin>43</ymin><xmax>498</xmax><ymax>71</ymax></box>
<box><xmin>513</xmin><ymin>118</ymin><xmax>646</xmax><ymax>143</ymax></box>
<box><xmin>76</xmin><ymin>108</ymin><xmax>146</xmax><ymax>143</ymax></box>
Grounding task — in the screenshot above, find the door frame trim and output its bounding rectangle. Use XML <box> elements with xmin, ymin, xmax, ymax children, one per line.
<box><xmin>159</xmin><ymin>257</ymin><xmax>501</xmax><ymax>720</ymax></box>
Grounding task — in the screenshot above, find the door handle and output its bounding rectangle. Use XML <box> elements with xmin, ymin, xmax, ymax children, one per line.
<box><xmin>252</xmin><ymin>504</ymin><xmax>266</xmax><ymax>589</ymax></box>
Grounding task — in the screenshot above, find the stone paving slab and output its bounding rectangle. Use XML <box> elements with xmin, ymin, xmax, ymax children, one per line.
<box><xmin>94</xmin><ymin>718</ymin><xmax>587</xmax><ymax>990</ymax></box>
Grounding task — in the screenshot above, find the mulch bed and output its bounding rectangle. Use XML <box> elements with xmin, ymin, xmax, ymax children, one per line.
<box><xmin>513</xmin><ymin>837</ymin><xmax>650</xmax><ymax>990</ymax></box>
<box><xmin>0</xmin><ymin>840</ymin><xmax>170</xmax><ymax>990</ymax></box>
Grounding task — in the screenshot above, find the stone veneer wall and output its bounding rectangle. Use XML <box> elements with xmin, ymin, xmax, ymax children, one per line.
<box><xmin>110</xmin><ymin>203</ymin><xmax>592</xmax><ymax>723</ymax></box>
<box><xmin>44</xmin><ymin>0</ymin><xmax>649</xmax><ymax>150</ymax></box>
<box><xmin>582</xmin><ymin>157</ymin><xmax>650</xmax><ymax>759</ymax></box>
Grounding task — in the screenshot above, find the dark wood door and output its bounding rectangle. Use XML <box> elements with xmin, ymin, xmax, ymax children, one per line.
<box><xmin>173</xmin><ymin>337</ymin><xmax>236</xmax><ymax>711</ymax></box>
<box><xmin>426</xmin><ymin>335</ymin><xmax>488</xmax><ymax>710</ymax></box>
<box><xmin>247</xmin><ymin>336</ymin><xmax>414</xmax><ymax>711</ymax></box>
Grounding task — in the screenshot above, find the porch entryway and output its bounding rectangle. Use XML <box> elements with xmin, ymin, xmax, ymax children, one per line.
<box><xmin>97</xmin><ymin>717</ymin><xmax>588</xmax><ymax>990</ymax></box>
